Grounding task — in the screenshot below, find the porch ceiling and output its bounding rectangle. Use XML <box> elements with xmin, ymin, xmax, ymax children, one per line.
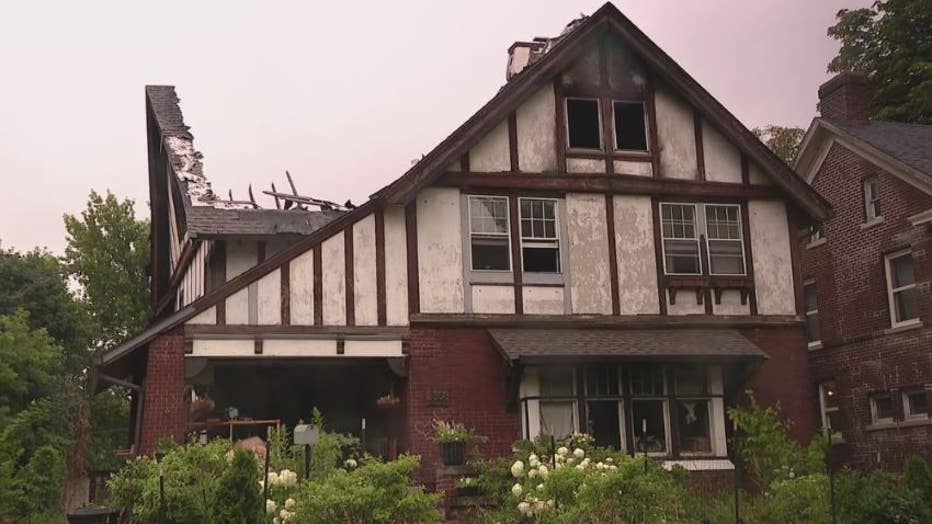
<box><xmin>488</xmin><ymin>328</ymin><xmax>767</xmax><ymax>363</ymax></box>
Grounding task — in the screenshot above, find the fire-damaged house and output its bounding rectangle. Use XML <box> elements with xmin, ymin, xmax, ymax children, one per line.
<box><xmin>95</xmin><ymin>3</ymin><xmax>830</xmax><ymax>488</ymax></box>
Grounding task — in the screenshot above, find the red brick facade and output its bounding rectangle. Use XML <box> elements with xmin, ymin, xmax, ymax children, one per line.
<box><xmin>138</xmin><ymin>331</ymin><xmax>187</xmax><ymax>455</ymax></box>
<box><xmin>802</xmin><ymin>142</ymin><xmax>932</xmax><ymax>470</ymax></box>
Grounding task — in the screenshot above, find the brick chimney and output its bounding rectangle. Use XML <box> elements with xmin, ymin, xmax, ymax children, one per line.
<box><xmin>506</xmin><ymin>39</ymin><xmax>547</xmax><ymax>80</ymax></box>
<box><xmin>818</xmin><ymin>72</ymin><xmax>869</xmax><ymax>121</ymax></box>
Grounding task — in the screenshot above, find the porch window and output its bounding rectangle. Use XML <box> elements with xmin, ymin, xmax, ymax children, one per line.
<box><xmin>885</xmin><ymin>250</ymin><xmax>918</xmax><ymax>327</ymax></box>
<box><xmin>673</xmin><ymin>366</ymin><xmax>713</xmax><ymax>455</ymax></box>
<box><xmin>660</xmin><ymin>203</ymin><xmax>701</xmax><ymax>275</ymax></box>
<box><xmin>629</xmin><ymin>365</ymin><xmax>669</xmax><ymax>454</ymax></box>
<box><xmin>565</xmin><ymin>98</ymin><xmax>602</xmax><ymax>150</ymax></box>
<box><xmin>519</xmin><ymin>198</ymin><xmax>560</xmax><ymax>273</ymax></box>
<box><xmin>870</xmin><ymin>393</ymin><xmax>894</xmax><ymax>424</ymax></box>
<box><xmin>613</xmin><ymin>101</ymin><xmax>648</xmax><ymax>152</ymax></box>
<box><xmin>704</xmin><ymin>204</ymin><xmax>745</xmax><ymax>275</ymax></box>
<box><xmin>903</xmin><ymin>388</ymin><xmax>928</xmax><ymax>420</ymax></box>
<box><xmin>538</xmin><ymin>367</ymin><xmax>576</xmax><ymax>439</ymax></box>
<box><xmin>468</xmin><ymin>196</ymin><xmax>510</xmax><ymax>271</ymax></box>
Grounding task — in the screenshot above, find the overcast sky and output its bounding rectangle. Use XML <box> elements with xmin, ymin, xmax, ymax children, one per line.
<box><xmin>0</xmin><ymin>0</ymin><xmax>869</xmax><ymax>254</ymax></box>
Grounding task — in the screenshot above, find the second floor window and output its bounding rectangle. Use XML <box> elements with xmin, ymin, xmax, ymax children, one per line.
<box><xmin>884</xmin><ymin>250</ymin><xmax>918</xmax><ymax>327</ymax></box>
<box><xmin>705</xmin><ymin>205</ymin><xmax>745</xmax><ymax>275</ymax></box>
<box><xmin>864</xmin><ymin>178</ymin><xmax>881</xmax><ymax>221</ymax></box>
<box><xmin>519</xmin><ymin>198</ymin><xmax>560</xmax><ymax>273</ymax></box>
<box><xmin>660</xmin><ymin>203</ymin><xmax>746</xmax><ymax>276</ymax></box>
<box><xmin>468</xmin><ymin>196</ymin><xmax>510</xmax><ymax>271</ymax></box>
<box><xmin>870</xmin><ymin>392</ymin><xmax>895</xmax><ymax>425</ymax></box>
<box><xmin>661</xmin><ymin>203</ymin><xmax>701</xmax><ymax>274</ymax></box>
<box><xmin>613</xmin><ymin>101</ymin><xmax>648</xmax><ymax>152</ymax></box>
<box><xmin>565</xmin><ymin>98</ymin><xmax>602</xmax><ymax>150</ymax></box>
<box><xmin>804</xmin><ymin>280</ymin><xmax>821</xmax><ymax>345</ymax></box>
<box><xmin>903</xmin><ymin>388</ymin><xmax>929</xmax><ymax>420</ymax></box>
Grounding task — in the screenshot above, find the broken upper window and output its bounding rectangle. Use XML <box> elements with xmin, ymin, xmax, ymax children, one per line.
<box><xmin>565</xmin><ymin>98</ymin><xmax>602</xmax><ymax>150</ymax></box>
<box><xmin>468</xmin><ymin>196</ymin><xmax>510</xmax><ymax>271</ymax></box>
<box><xmin>613</xmin><ymin>101</ymin><xmax>648</xmax><ymax>151</ymax></box>
<box><xmin>520</xmin><ymin>198</ymin><xmax>560</xmax><ymax>273</ymax></box>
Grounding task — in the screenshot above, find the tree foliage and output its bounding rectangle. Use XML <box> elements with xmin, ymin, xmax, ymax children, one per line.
<box><xmin>64</xmin><ymin>190</ymin><xmax>150</xmax><ymax>351</ymax></box>
<box><xmin>753</xmin><ymin>125</ymin><xmax>806</xmax><ymax>165</ymax></box>
<box><xmin>0</xmin><ymin>311</ymin><xmax>64</xmax><ymax>426</ymax></box>
<box><xmin>828</xmin><ymin>0</ymin><xmax>932</xmax><ymax>123</ymax></box>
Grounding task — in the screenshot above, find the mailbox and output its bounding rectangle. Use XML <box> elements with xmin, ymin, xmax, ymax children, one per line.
<box><xmin>293</xmin><ymin>424</ymin><xmax>320</xmax><ymax>446</ymax></box>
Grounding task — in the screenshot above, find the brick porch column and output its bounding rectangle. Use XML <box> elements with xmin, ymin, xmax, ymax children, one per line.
<box><xmin>138</xmin><ymin>330</ymin><xmax>187</xmax><ymax>455</ymax></box>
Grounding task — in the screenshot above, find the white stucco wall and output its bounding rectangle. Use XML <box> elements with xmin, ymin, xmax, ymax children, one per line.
<box><xmin>614</xmin><ymin>195</ymin><xmax>660</xmax><ymax>314</ymax></box>
<box><xmin>567</xmin><ymin>193</ymin><xmax>612</xmax><ymax>314</ymax></box>
<box><xmin>516</xmin><ymin>85</ymin><xmax>557</xmax><ymax>172</ymax></box>
<box><xmin>523</xmin><ymin>286</ymin><xmax>565</xmax><ymax>315</ymax></box>
<box><xmin>614</xmin><ymin>160</ymin><xmax>653</xmax><ymax>176</ymax></box>
<box><xmin>748</xmin><ymin>200</ymin><xmax>796</xmax><ymax>315</ymax></box>
<box><xmin>702</xmin><ymin>121</ymin><xmax>742</xmax><ymax>184</ymax></box>
<box><xmin>321</xmin><ymin>231</ymin><xmax>347</xmax><ymax>325</ymax></box>
<box><xmin>384</xmin><ymin>206</ymin><xmax>409</xmax><ymax>325</ymax></box>
<box><xmin>748</xmin><ymin>162</ymin><xmax>770</xmax><ymax>185</ymax></box>
<box><xmin>566</xmin><ymin>157</ymin><xmax>605</xmax><ymax>173</ymax></box>
<box><xmin>712</xmin><ymin>289</ymin><xmax>750</xmax><ymax>315</ymax></box>
<box><xmin>226</xmin><ymin>239</ymin><xmax>257</xmax><ymax>279</ymax></box>
<box><xmin>655</xmin><ymin>85</ymin><xmax>697</xmax><ymax>180</ymax></box>
<box><xmin>226</xmin><ymin>288</ymin><xmax>249</xmax><ymax>324</ymax></box>
<box><xmin>666</xmin><ymin>289</ymin><xmax>705</xmax><ymax>315</ymax></box>
<box><xmin>290</xmin><ymin>250</ymin><xmax>314</xmax><ymax>325</ymax></box>
<box><xmin>187</xmin><ymin>306</ymin><xmax>216</xmax><ymax>325</ymax></box>
<box><xmin>353</xmin><ymin>214</ymin><xmax>378</xmax><ymax>326</ymax></box>
<box><xmin>416</xmin><ymin>188</ymin><xmax>464</xmax><ymax>313</ymax></box>
<box><xmin>469</xmin><ymin>121</ymin><xmax>510</xmax><ymax>172</ymax></box>
<box><xmin>263</xmin><ymin>339</ymin><xmax>337</xmax><ymax>357</ymax></box>
<box><xmin>471</xmin><ymin>285</ymin><xmax>516</xmax><ymax>314</ymax></box>
<box><xmin>256</xmin><ymin>269</ymin><xmax>281</xmax><ymax>325</ymax></box>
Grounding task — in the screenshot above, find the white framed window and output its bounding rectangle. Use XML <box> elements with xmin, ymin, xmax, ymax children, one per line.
<box><xmin>584</xmin><ymin>366</ymin><xmax>625</xmax><ymax>451</ymax></box>
<box><xmin>519</xmin><ymin>198</ymin><xmax>560</xmax><ymax>273</ymax></box>
<box><xmin>903</xmin><ymin>388</ymin><xmax>929</xmax><ymax>420</ymax></box>
<box><xmin>884</xmin><ymin>249</ymin><xmax>918</xmax><ymax>327</ymax></box>
<box><xmin>804</xmin><ymin>280</ymin><xmax>821</xmax><ymax>346</ymax></box>
<box><xmin>629</xmin><ymin>365</ymin><xmax>671</xmax><ymax>455</ymax></box>
<box><xmin>870</xmin><ymin>393</ymin><xmax>895</xmax><ymax>425</ymax></box>
<box><xmin>660</xmin><ymin>203</ymin><xmax>701</xmax><ymax>275</ymax></box>
<box><xmin>538</xmin><ymin>367</ymin><xmax>578</xmax><ymax>439</ymax></box>
<box><xmin>818</xmin><ymin>381</ymin><xmax>840</xmax><ymax>431</ymax></box>
<box><xmin>565</xmin><ymin>97</ymin><xmax>602</xmax><ymax>150</ymax></box>
<box><xmin>864</xmin><ymin>178</ymin><xmax>881</xmax><ymax>221</ymax></box>
<box><xmin>467</xmin><ymin>195</ymin><xmax>511</xmax><ymax>271</ymax></box>
<box><xmin>672</xmin><ymin>366</ymin><xmax>714</xmax><ymax>456</ymax></box>
<box><xmin>704</xmin><ymin>204</ymin><xmax>746</xmax><ymax>275</ymax></box>
<box><xmin>612</xmin><ymin>100</ymin><xmax>648</xmax><ymax>152</ymax></box>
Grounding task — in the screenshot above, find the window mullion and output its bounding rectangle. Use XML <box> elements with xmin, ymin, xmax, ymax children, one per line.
<box><xmin>666</xmin><ymin>367</ymin><xmax>680</xmax><ymax>458</ymax></box>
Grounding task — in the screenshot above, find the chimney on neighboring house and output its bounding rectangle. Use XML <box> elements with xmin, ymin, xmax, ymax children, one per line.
<box><xmin>506</xmin><ymin>39</ymin><xmax>547</xmax><ymax>80</ymax></box>
<box><xmin>818</xmin><ymin>72</ymin><xmax>870</xmax><ymax>121</ymax></box>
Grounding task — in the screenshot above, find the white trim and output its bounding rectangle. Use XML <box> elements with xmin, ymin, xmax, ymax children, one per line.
<box><xmin>803</xmin><ymin>279</ymin><xmax>821</xmax><ymax>346</ymax></box>
<box><xmin>818</xmin><ymin>381</ymin><xmax>839</xmax><ymax>430</ymax></box>
<box><xmin>466</xmin><ymin>195</ymin><xmax>512</xmax><ymax>273</ymax></box>
<box><xmin>564</xmin><ymin>97</ymin><xmax>603</xmax><ymax>151</ymax></box>
<box><xmin>517</xmin><ymin>197</ymin><xmax>562</xmax><ymax>276</ymax></box>
<box><xmin>662</xmin><ymin>459</ymin><xmax>734</xmax><ymax>471</ymax></box>
<box><xmin>870</xmin><ymin>393</ymin><xmax>895</xmax><ymax>425</ymax></box>
<box><xmin>863</xmin><ymin>178</ymin><xmax>882</xmax><ymax>222</ymax></box>
<box><xmin>610</xmin><ymin>99</ymin><xmax>650</xmax><ymax>154</ymax></box>
<box><xmin>884</xmin><ymin>249</ymin><xmax>918</xmax><ymax>328</ymax></box>
<box><xmin>659</xmin><ymin>202</ymin><xmax>702</xmax><ymax>276</ymax></box>
<box><xmin>703</xmin><ymin>203</ymin><xmax>747</xmax><ymax>277</ymax></box>
<box><xmin>903</xmin><ymin>388</ymin><xmax>930</xmax><ymax>420</ymax></box>
<box><xmin>908</xmin><ymin>208</ymin><xmax>932</xmax><ymax>227</ymax></box>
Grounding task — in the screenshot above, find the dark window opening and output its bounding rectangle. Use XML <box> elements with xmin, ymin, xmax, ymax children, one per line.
<box><xmin>614</xmin><ymin>101</ymin><xmax>648</xmax><ymax>151</ymax></box>
<box><xmin>587</xmin><ymin>401</ymin><xmax>622</xmax><ymax>450</ymax></box>
<box><xmin>471</xmin><ymin>238</ymin><xmax>510</xmax><ymax>270</ymax></box>
<box><xmin>632</xmin><ymin>399</ymin><xmax>667</xmax><ymax>453</ymax></box>
<box><xmin>566</xmin><ymin>98</ymin><xmax>602</xmax><ymax>150</ymax></box>
<box><xmin>676</xmin><ymin>399</ymin><xmax>712</xmax><ymax>453</ymax></box>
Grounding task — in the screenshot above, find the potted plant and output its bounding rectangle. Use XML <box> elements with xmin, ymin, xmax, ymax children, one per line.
<box><xmin>376</xmin><ymin>394</ymin><xmax>400</xmax><ymax>409</ymax></box>
<box><xmin>432</xmin><ymin>420</ymin><xmax>472</xmax><ymax>466</ymax></box>
<box><xmin>456</xmin><ymin>476</ymin><xmax>479</xmax><ymax>497</ymax></box>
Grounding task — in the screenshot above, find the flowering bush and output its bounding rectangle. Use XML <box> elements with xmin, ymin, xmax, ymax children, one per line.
<box><xmin>432</xmin><ymin>420</ymin><xmax>474</xmax><ymax>444</ymax></box>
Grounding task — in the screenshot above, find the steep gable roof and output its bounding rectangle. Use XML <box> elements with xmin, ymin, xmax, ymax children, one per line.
<box><xmin>372</xmin><ymin>2</ymin><xmax>829</xmax><ymax>221</ymax></box>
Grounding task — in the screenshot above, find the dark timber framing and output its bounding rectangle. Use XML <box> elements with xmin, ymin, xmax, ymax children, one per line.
<box><xmin>508</xmin><ymin>196</ymin><xmax>524</xmax><ymax>314</ymax></box>
<box><xmin>313</xmin><ymin>245</ymin><xmax>323</xmax><ymax>326</ymax></box>
<box><xmin>694</xmin><ymin>111</ymin><xmax>706</xmax><ymax>181</ymax></box>
<box><xmin>375</xmin><ymin>208</ymin><xmax>387</xmax><ymax>326</ymax></box>
<box><xmin>553</xmin><ymin>78</ymin><xmax>568</xmax><ymax>173</ymax></box>
<box><xmin>405</xmin><ymin>203</ymin><xmax>420</xmax><ymax>315</ymax></box>
<box><xmin>650</xmin><ymin>197</ymin><xmax>668</xmax><ymax>315</ymax></box>
<box><xmin>344</xmin><ymin>226</ymin><xmax>355</xmax><ymax>326</ymax></box>
<box><xmin>740</xmin><ymin>202</ymin><xmax>759</xmax><ymax>315</ymax></box>
<box><xmin>605</xmin><ymin>194</ymin><xmax>621</xmax><ymax>314</ymax></box>
<box><xmin>280</xmin><ymin>260</ymin><xmax>290</xmax><ymax>325</ymax></box>
<box><xmin>508</xmin><ymin>112</ymin><xmax>520</xmax><ymax>172</ymax></box>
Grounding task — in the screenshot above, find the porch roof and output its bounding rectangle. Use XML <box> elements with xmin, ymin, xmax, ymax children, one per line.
<box><xmin>488</xmin><ymin>328</ymin><xmax>767</xmax><ymax>363</ymax></box>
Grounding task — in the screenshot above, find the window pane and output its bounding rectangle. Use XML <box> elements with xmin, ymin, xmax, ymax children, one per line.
<box><xmin>873</xmin><ymin>395</ymin><xmax>894</xmax><ymax>421</ymax></box>
<box><xmin>540</xmin><ymin>401</ymin><xmax>575</xmax><ymax>439</ymax></box>
<box><xmin>664</xmin><ymin>240</ymin><xmax>700</xmax><ymax>274</ymax></box>
<box><xmin>705</xmin><ymin>206</ymin><xmax>740</xmax><ymax>240</ymax></box>
<box><xmin>632</xmin><ymin>400</ymin><xmax>667</xmax><ymax>453</ymax></box>
<box><xmin>821</xmin><ymin>382</ymin><xmax>839</xmax><ymax>410</ymax></box>
<box><xmin>890</xmin><ymin>255</ymin><xmax>915</xmax><ymax>288</ymax></box>
<box><xmin>674</xmin><ymin>367</ymin><xmax>707</xmax><ymax>396</ymax></box>
<box><xmin>470</xmin><ymin>197</ymin><xmax>508</xmax><ymax>234</ymax></box>
<box><xmin>523</xmin><ymin>246</ymin><xmax>559</xmax><ymax>273</ymax></box>
<box><xmin>708</xmin><ymin>240</ymin><xmax>745</xmax><ymax>274</ymax></box>
<box><xmin>566</xmin><ymin>99</ymin><xmax>601</xmax><ymax>150</ymax></box>
<box><xmin>677</xmin><ymin>400</ymin><xmax>712</xmax><ymax>453</ymax></box>
<box><xmin>540</xmin><ymin>368</ymin><xmax>574</xmax><ymax>397</ymax></box>
<box><xmin>471</xmin><ymin>237</ymin><xmax>509</xmax><ymax>270</ymax></box>
<box><xmin>894</xmin><ymin>288</ymin><xmax>918</xmax><ymax>323</ymax></box>
<box><xmin>587</xmin><ymin>401</ymin><xmax>622</xmax><ymax>450</ymax></box>
<box><xmin>804</xmin><ymin>284</ymin><xmax>818</xmax><ymax>312</ymax></box>
<box><xmin>661</xmin><ymin>204</ymin><xmax>696</xmax><ymax>239</ymax></box>
<box><xmin>806</xmin><ymin>313</ymin><xmax>821</xmax><ymax>343</ymax></box>
<box><xmin>629</xmin><ymin>366</ymin><xmax>665</xmax><ymax>396</ymax></box>
<box><xmin>585</xmin><ymin>366</ymin><xmax>620</xmax><ymax>396</ymax></box>
<box><xmin>906</xmin><ymin>390</ymin><xmax>928</xmax><ymax>418</ymax></box>
<box><xmin>614</xmin><ymin>101</ymin><xmax>648</xmax><ymax>151</ymax></box>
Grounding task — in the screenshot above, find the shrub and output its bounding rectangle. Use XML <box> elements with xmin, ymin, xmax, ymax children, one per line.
<box><xmin>743</xmin><ymin>474</ymin><xmax>829</xmax><ymax>524</ymax></box>
<box><xmin>904</xmin><ymin>455</ymin><xmax>932</xmax><ymax>503</ymax></box>
<box><xmin>210</xmin><ymin>449</ymin><xmax>262</xmax><ymax>524</ymax></box>
<box><xmin>836</xmin><ymin>468</ymin><xmax>932</xmax><ymax>524</ymax></box>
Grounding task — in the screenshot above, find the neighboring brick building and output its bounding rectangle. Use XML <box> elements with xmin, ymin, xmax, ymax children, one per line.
<box><xmin>796</xmin><ymin>72</ymin><xmax>932</xmax><ymax>471</ymax></box>
<box><xmin>96</xmin><ymin>3</ymin><xmax>831</xmax><ymax>496</ymax></box>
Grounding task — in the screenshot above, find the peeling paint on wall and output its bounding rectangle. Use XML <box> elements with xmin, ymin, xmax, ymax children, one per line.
<box><xmin>290</xmin><ymin>250</ymin><xmax>314</xmax><ymax>325</ymax></box>
<box><xmin>749</xmin><ymin>200</ymin><xmax>796</xmax><ymax>315</ymax></box>
<box><xmin>614</xmin><ymin>160</ymin><xmax>652</xmax><ymax>176</ymax></box>
<box><xmin>417</xmin><ymin>188</ymin><xmax>464</xmax><ymax>313</ymax></box>
<box><xmin>384</xmin><ymin>206</ymin><xmax>409</xmax><ymax>325</ymax></box>
<box><xmin>523</xmin><ymin>286</ymin><xmax>565</xmax><ymax>314</ymax></box>
<box><xmin>567</xmin><ymin>157</ymin><xmax>605</xmax><ymax>173</ymax></box>
<box><xmin>712</xmin><ymin>289</ymin><xmax>750</xmax><ymax>315</ymax></box>
<box><xmin>702</xmin><ymin>121</ymin><xmax>742</xmax><ymax>184</ymax></box>
<box><xmin>567</xmin><ymin>193</ymin><xmax>612</xmax><ymax>314</ymax></box>
<box><xmin>225</xmin><ymin>288</ymin><xmax>249</xmax><ymax>324</ymax></box>
<box><xmin>256</xmin><ymin>268</ymin><xmax>281</xmax><ymax>325</ymax></box>
<box><xmin>469</xmin><ymin>121</ymin><xmax>510</xmax><ymax>172</ymax></box>
<box><xmin>655</xmin><ymin>84</ymin><xmax>697</xmax><ymax>180</ymax></box>
<box><xmin>516</xmin><ymin>85</ymin><xmax>557</xmax><ymax>172</ymax></box>
<box><xmin>471</xmin><ymin>285</ymin><xmax>516</xmax><ymax>314</ymax></box>
<box><xmin>353</xmin><ymin>214</ymin><xmax>378</xmax><ymax>326</ymax></box>
<box><xmin>614</xmin><ymin>195</ymin><xmax>659</xmax><ymax>314</ymax></box>
<box><xmin>666</xmin><ymin>290</ymin><xmax>705</xmax><ymax>315</ymax></box>
<box><xmin>322</xmin><ymin>231</ymin><xmax>347</xmax><ymax>325</ymax></box>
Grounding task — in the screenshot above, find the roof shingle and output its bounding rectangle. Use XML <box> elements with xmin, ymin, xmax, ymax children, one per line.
<box><xmin>829</xmin><ymin>119</ymin><xmax>932</xmax><ymax>177</ymax></box>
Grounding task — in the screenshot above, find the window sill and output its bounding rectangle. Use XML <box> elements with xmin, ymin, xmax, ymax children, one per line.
<box><xmin>883</xmin><ymin>320</ymin><xmax>923</xmax><ymax>336</ymax></box>
<box><xmin>805</xmin><ymin>238</ymin><xmax>826</xmax><ymax>249</ymax></box>
<box><xmin>661</xmin><ymin>459</ymin><xmax>734</xmax><ymax>471</ymax></box>
<box><xmin>860</xmin><ymin>217</ymin><xmax>884</xmax><ymax>230</ymax></box>
<box><xmin>807</xmin><ymin>341</ymin><xmax>824</xmax><ymax>351</ymax></box>
<box><xmin>866</xmin><ymin>417</ymin><xmax>932</xmax><ymax>432</ymax></box>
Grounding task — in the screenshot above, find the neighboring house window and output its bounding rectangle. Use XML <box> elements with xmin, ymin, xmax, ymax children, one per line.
<box><xmin>629</xmin><ymin>365</ymin><xmax>670</xmax><ymax>455</ymax></box>
<box><xmin>538</xmin><ymin>367</ymin><xmax>577</xmax><ymax>439</ymax></box>
<box><xmin>660</xmin><ymin>203</ymin><xmax>701</xmax><ymax>275</ymax></box>
<box><xmin>704</xmin><ymin>204</ymin><xmax>746</xmax><ymax>275</ymax></box>
<box><xmin>468</xmin><ymin>196</ymin><xmax>510</xmax><ymax>271</ymax></box>
<box><xmin>613</xmin><ymin>101</ymin><xmax>648</xmax><ymax>152</ymax></box>
<box><xmin>565</xmin><ymin>98</ymin><xmax>602</xmax><ymax>150</ymax></box>
<box><xmin>870</xmin><ymin>393</ymin><xmax>895</xmax><ymax>424</ymax></box>
<box><xmin>808</xmin><ymin>224</ymin><xmax>823</xmax><ymax>244</ymax></box>
<box><xmin>903</xmin><ymin>388</ymin><xmax>929</xmax><ymax>420</ymax></box>
<box><xmin>884</xmin><ymin>250</ymin><xmax>918</xmax><ymax>327</ymax></box>
<box><xmin>804</xmin><ymin>280</ymin><xmax>821</xmax><ymax>346</ymax></box>
<box><xmin>519</xmin><ymin>198</ymin><xmax>560</xmax><ymax>273</ymax></box>
<box><xmin>819</xmin><ymin>381</ymin><xmax>840</xmax><ymax>431</ymax></box>
<box><xmin>864</xmin><ymin>178</ymin><xmax>881</xmax><ymax>221</ymax></box>
<box><xmin>673</xmin><ymin>366</ymin><xmax>713</xmax><ymax>455</ymax></box>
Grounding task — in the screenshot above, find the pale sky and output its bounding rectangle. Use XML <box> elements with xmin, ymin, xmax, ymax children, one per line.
<box><xmin>0</xmin><ymin>0</ymin><xmax>869</xmax><ymax>254</ymax></box>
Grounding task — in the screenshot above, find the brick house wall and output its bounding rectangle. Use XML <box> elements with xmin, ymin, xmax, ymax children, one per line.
<box><xmin>802</xmin><ymin>142</ymin><xmax>932</xmax><ymax>470</ymax></box>
<box><xmin>138</xmin><ymin>331</ymin><xmax>187</xmax><ymax>455</ymax></box>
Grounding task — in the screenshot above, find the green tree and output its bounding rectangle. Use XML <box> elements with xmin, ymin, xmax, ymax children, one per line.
<box><xmin>0</xmin><ymin>311</ymin><xmax>64</xmax><ymax>425</ymax></box>
<box><xmin>828</xmin><ymin>0</ymin><xmax>932</xmax><ymax>123</ymax></box>
<box><xmin>753</xmin><ymin>125</ymin><xmax>805</xmax><ymax>165</ymax></box>
<box><xmin>209</xmin><ymin>449</ymin><xmax>262</xmax><ymax>524</ymax></box>
<box><xmin>64</xmin><ymin>190</ymin><xmax>150</xmax><ymax>351</ymax></box>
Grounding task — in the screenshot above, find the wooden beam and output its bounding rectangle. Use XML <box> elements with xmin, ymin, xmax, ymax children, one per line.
<box><xmin>554</xmin><ymin>77</ymin><xmax>567</xmax><ymax>174</ymax></box>
<box><xmin>650</xmin><ymin>197</ymin><xmax>668</xmax><ymax>315</ymax></box>
<box><xmin>280</xmin><ymin>260</ymin><xmax>290</xmax><ymax>326</ymax></box>
<box><xmin>740</xmin><ymin>202</ymin><xmax>758</xmax><ymax>315</ymax></box>
<box><xmin>694</xmin><ymin>111</ymin><xmax>706</xmax><ymax>181</ymax></box>
<box><xmin>344</xmin><ymin>226</ymin><xmax>355</xmax><ymax>326</ymax></box>
<box><xmin>375</xmin><ymin>208</ymin><xmax>387</xmax><ymax>326</ymax></box>
<box><xmin>645</xmin><ymin>74</ymin><xmax>661</xmax><ymax>177</ymax></box>
<box><xmin>405</xmin><ymin>202</ymin><xmax>420</xmax><ymax>315</ymax></box>
<box><xmin>508</xmin><ymin>112</ymin><xmax>520</xmax><ymax>172</ymax></box>
<box><xmin>185</xmin><ymin>324</ymin><xmax>408</xmax><ymax>337</ymax></box>
<box><xmin>313</xmin><ymin>245</ymin><xmax>323</xmax><ymax>325</ymax></box>
<box><xmin>509</xmin><ymin>196</ymin><xmax>524</xmax><ymax>315</ymax></box>
<box><xmin>605</xmin><ymin>195</ymin><xmax>620</xmax><ymax>315</ymax></box>
<box><xmin>740</xmin><ymin>154</ymin><xmax>750</xmax><ymax>185</ymax></box>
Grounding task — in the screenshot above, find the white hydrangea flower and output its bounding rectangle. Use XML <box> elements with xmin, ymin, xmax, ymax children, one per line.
<box><xmin>536</xmin><ymin>483</ymin><xmax>544</xmax><ymax>491</ymax></box>
<box><xmin>273</xmin><ymin>518</ymin><xmax>281</xmax><ymax>524</ymax></box>
<box><xmin>344</xmin><ymin>458</ymin><xmax>358</xmax><ymax>469</ymax></box>
<box><xmin>538</xmin><ymin>465</ymin><xmax>549</xmax><ymax>478</ymax></box>
<box><xmin>266</xmin><ymin>499</ymin><xmax>277</xmax><ymax>514</ymax></box>
<box><xmin>528</xmin><ymin>468</ymin><xmax>538</xmax><ymax>479</ymax></box>
<box><xmin>512</xmin><ymin>483</ymin><xmax>523</xmax><ymax>497</ymax></box>
<box><xmin>511</xmin><ymin>460</ymin><xmax>525</xmax><ymax>478</ymax></box>
<box><xmin>268</xmin><ymin>472</ymin><xmax>279</xmax><ymax>485</ymax></box>
<box><xmin>547</xmin><ymin>499</ymin><xmax>555</xmax><ymax>508</ymax></box>
<box><xmin>556</xmin><ymin>446</ymin><xmax>569</xmax><ymax>456</ymax></box>
<box><xmin>517</xmin><ymin>501</ymin><xmax>530</xmax><ymax>515</ymax></box>
<box><xmin>284</xmin><ymin>498</ymin><xmax>296</xmax><ymax>510</ymax></box>
<box><xmin>573</xmin><ymin>448</ymin><xmax>585</xmax><ymax>459</ymax></box>
<box><xmin>528</xmin><ymin>453</ymin><xmax>539</xmax><ymax>467</ymax></box>
<box><xmin>605</xmin><ymin>457</ymin><xmax>614</xmax><ymax>464</ymax></box>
